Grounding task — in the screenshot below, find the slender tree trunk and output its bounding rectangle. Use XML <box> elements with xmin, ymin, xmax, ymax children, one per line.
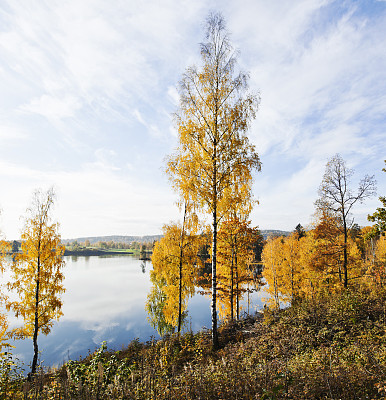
<box><xmin>212</xmin><ymin>206</ymin><xmax>219</xmax><ymax>349</ymax></box>
<box><xmin>178</xmin><ymin>254</ymin><xmax>183</xmax><ymax>334</ymax></box>
<box><xmin>31</xmin><ymin>257</ymin><xmax>40</xmax><ymax>377</ymax></box>
<box><xmin>211</xmin><ymin>55</ymin><xmax>220</xmax><ymax>350</ymax></box>
<box><xmin>177</xmin><ymin>205</ymin><xmax>187</xmax><ymax>333</ymax></box>
<box><xmin>230</xmin><ymin>246</ymin><xmax>234</xmax><ymax>321</ymax></box>
<box><xmin>343</xmin><ymin>219</ymin><xmax>348</xmax><ymax>288</ymax></box>
<box><xmin>247</xmin><ymin>281</ymin><xmax>250</xmax><ymax>315</ymax></box>
<box><xmin>235</xmin><ymin>253</ymin><xmax>239</xmax><ymax>320</ymax></box>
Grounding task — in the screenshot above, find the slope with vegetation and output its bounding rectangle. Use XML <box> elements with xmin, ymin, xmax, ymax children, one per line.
<box><xmin>2</xmin><ymin>286</ymin><xmax>386</xmax><ymax>399</ymax></box>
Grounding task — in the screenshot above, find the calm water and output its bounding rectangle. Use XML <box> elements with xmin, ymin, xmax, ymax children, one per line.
<box><xmin>5</xmin><ymin>255</ymin><xmax>266</xmax><ymax>368</ymax></box>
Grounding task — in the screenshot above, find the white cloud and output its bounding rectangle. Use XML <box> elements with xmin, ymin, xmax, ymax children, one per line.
<box><xmin>0</xmin><ymin>0</ymin><xmax>385</xmax><ymax>237</ymax></box>
<box><xmin>89</xmin><ymin>148</ymin><xmax>120</xmax><ymax>171</ymax></box>
<box><xmin>0</xmin><ymin>122</ymin><xmax>26</xmax><ymax>140</ymax></box>
<box><xmin>133</xmin><ymin>108</ymin><xmax>164</xmax><ymax>138</ymax></box>
<box><xmin>167</xmin><ymin>86</ymin><xmax>179</xmax><ymax>106</ymax></box>
<box><xmin>21</xmin><ymin>94</ymin><xmax>81</xmax><ymax>120</ymax></box>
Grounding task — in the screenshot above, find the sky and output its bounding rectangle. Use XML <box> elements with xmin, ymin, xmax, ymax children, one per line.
<box><xmin>0</xmin><ymin>0</ymin><xmax>385</xmax><ymax>240</ymax></box>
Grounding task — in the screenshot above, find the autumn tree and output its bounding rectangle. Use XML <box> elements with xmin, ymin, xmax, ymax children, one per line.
<box><xmin>316</xmin><ymin>154</ymin><xmax>376</xmax><ymax>288</ymax></box>
<box><xmin>374</xmin><ymin>235</ymin><xmax>386</xmax><ymax>282</ymax></box>
<box><xmin>313</xmin><ymin>210</ymin><xmax>345</xmax><ymax>286</ymax></box>
<box><xmin>217</xmin><ymin>218</ymin><xmax>261</xmax><ymax>320</ymax></box>
<box><xmin>261</xmin><ymin>236</ymin><xmax>287</xmax><ymax>309</ymax></box>
<box><xmin>0</xmin><ymin>221</ymin><xmax>11</xmax><ymax>350</ymax></box>
<box><xmin>166</xmin><ymin>12</ymin><xmax>261</xmax><ymax>348</ymax></box>
<box><xmin>368</xmin><ymin>160</ymin><xmax>386</xmax><ymax>236</ymax></box>
<box><xmin>146</xmin><ymin>272</ymin><xmax>177</xmax><ymax>336</ymax></box>
<box><xmin>7</xmin><ymin>188</ymin><xmax>65</xmax><ymax>376</ymax></box>
<box><xmin>262</xmin><ymin>233</ymin><xmax>305</xmax><ymax>307</ymax></box>
<box><xmin>362</xmin><ymin>230</ymin><xmax>386</xmax><ymax>289</ymax></box>
<box><xmin>149</xmin><ymin>205</ymin><xmax>202</xmax><ymax>333</ymax></box>
<box><xmin>281</xmin><ymin>232</ymin><xmax>303</xmax><ymax>303</ymax></box>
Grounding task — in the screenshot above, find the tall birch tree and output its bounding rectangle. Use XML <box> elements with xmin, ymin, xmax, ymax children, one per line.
<box><xmin>7</xmin><ymin>188</ymin><xmax>65</xmax><ymax>377</ymax></box>
<box><xmin>315</xmin><ymin>154</ymin><xmax>376</xmax><ymax>288</ymax></box>
<box><xmin>166</xmin><ymin>13</ymin><xmax>261</xmax><ymax>347</ymax></box>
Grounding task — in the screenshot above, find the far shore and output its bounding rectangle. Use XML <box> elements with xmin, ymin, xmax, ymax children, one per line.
<box><xmin>63</xmin><ymin>249</ymin><xmax>135</xmax><ymax>256</ymax></box>
<box><xmin>8</xmin><ymin>248</ymin><xmax>153</xmax><ymax>257</ymax></box>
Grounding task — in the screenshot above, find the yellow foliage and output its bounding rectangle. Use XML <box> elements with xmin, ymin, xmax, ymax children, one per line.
<box><xmin>376</xmin><ymin>235</ymin><xmax>386</xmax><ymax>263</ymax></box>
<box><xmin>280</xmin><ymin>233</ymin><xmax>303</xmax><ymax>302</ymax></box>
<box><xmin>261</xmin><ymin>236</ymin><xmax>288</xmax><ymax>309</ymax></box>
<box><xmin>6</xmin><ymin>188</ymin><xmax>65</xmax><ymax>375</ymax></box>
<box><xmin>217</xmin><ymin>218</ymin><xmax>260</xmax><ymax>320</ymax></box>
<box><xmin>165</xmin><ymin>14</ymin><xmax>261</xmax><ymax>347</ymax></box>
<box><xmin>306</xmin><ymin>211</ymin><xmax>362</xmax><ymax>292</ymax></box>
<box><xmin>148</xmin><ymin>210</ymin><xmax>203</xmax><ymax>331</ymax></box>
<box><xmin>262</xmin><ymin>216</ymin><xmax>365</xmax><ymax>308</ymax></box>
<box><xmin>0</xmin><ymin>237</ymin><xmax>11</xmax><ymax>350</ymax></box>
<box><xmin>297</xmin><ymin>231</ymin><xmax>322</xmax><ymax>299</ymax></box>
<box><xmin>365</xmin><ymin>235</ymin><xmax>386</xmax><ymax>288</ymax></box>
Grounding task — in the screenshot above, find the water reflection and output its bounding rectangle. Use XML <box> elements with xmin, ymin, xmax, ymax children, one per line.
<box><xmin>140</xmin><ymin>260</ymin><xmax>146</xmax><ymax>274</ymax></box>
<box><xmin>7</xmin><ymin>255</ymin><xmax>266</xmax><ymax>368</ymax></box>
<box><xmin>9</xmin><ymin>255</ymin><xmax>158</xmax><ymax>367</ymax></box>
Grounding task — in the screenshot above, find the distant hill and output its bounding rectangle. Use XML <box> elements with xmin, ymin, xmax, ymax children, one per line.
<box><xmin>62</xmin><ymin>235</ymin><xmax>163</xmax><ymax>245</ymax></box>
<box><xmin>63</xmin><ymin>230</ymin><xmax>290</xmax><ymax>244</ymax></box>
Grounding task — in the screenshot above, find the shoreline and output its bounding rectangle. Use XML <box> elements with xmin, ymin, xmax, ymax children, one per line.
<box><xmin>63</xmin><ymin>249</ymin><xmax>135</xmax><ymax>256</ymax></box>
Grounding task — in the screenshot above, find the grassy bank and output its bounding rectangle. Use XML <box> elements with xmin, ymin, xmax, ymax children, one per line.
<box><xmin>3</xmin><ymin>287</ymin><xmax>386</xmax><ymax>399</ymax></box>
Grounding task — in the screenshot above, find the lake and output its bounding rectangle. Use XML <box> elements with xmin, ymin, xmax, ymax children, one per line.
<box><xmin>5</xmin><ymin>255</ymin><xmax>267</xmax><ymax>368</ymax></box>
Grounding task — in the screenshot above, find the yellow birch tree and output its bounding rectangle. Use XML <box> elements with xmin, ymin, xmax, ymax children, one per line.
<box><xmin>7</xmin><ymin>188</ymin><xmax>65</xmax><ymax>376</ymax></box>
<box><xmin>0</xmin><ymin>230</ymin><xmax>11</xmax><ymax>351</ymax></box>
<box><xmin>297</xmin><ymin>231</ymin><xmax>321</xmax><ymax>300</ymax></box>
<box><xmin>149</xmin><ymin>205</ymin><xmax>202</xmax><ymax>333</ymax></box>
<box><xmin>217</xmin><ymin>218</ymin><xmax>260</xmax><ymax>320</ymax></box>
<box><xmin>280</xmin><ymin>232</ymin><xmax>303</xmax><ymax>303</ymax></box>
<box><xmin>261</xmin><ymin>236</ymin><xmax>288</xmax><ymax>309</ymax></box>
<box><xmin>146</xmin><ymin>271</ymin><xmax>177</xmax><ymax>336</ymax></box>
<box><xmin>166</xmin><ymin>12</ymin><xmax>261</xmax><ymax>347</ymax></box>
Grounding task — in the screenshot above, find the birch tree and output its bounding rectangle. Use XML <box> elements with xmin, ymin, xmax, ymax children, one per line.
<box><xmin>217</xmin><ymin>218</ymin><xmax>260</xmax><ymax>320</ymax></box>
<box><xmin>7</xmin><ymin>188</ymin><xmax>65</xmax><ymax>377</ymax></box>
<box><xmin>316</xmin><ymin>154</ymin><xmax>376</xmax><ymax>288</ymax></box>
<box><xmin>166</xmin><ymin>12</ymin><xmax>261</xmax><ymax>348</ymax></box>
<box><xmin>149</xmin><ymin>204</ymin><xmax>201</xmax><ymax>333</ymax></box>
<box><xmin>261</xmin><ymin>237</ymin><xmax>287</xmax><ymax>309</ymax></box>
<box><xmin>0</xmin><ymin>221</ymin><xmax>11</xmax><ymax>350</ymax></box>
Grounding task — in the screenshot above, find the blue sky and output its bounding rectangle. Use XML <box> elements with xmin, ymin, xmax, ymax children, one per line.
<box><xmin>0</xmin><ymin>0</ymin><xmax>385</xmax><ymax>239</ymax></box>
